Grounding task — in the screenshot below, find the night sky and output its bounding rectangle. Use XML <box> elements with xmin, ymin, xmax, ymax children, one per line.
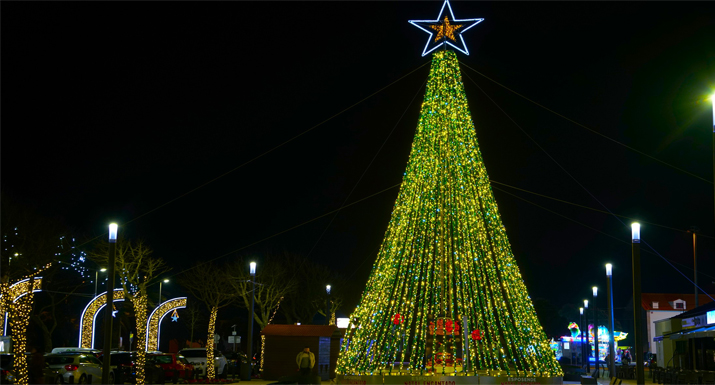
<box><xmin>3</xmin><ymin>1</ymin><xmax>715</xmax><ymax>333</ymax></box>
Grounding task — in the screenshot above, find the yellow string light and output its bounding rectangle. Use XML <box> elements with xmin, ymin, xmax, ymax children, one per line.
<box><xmin>206</xmin><ymin>307</ymin><xmax>218</xmax><ymax>379</ymax></box>
<box><xmin>430</xmin><ymin>17</ymin><xmax>462</xmax><ymax>42</ymax></box>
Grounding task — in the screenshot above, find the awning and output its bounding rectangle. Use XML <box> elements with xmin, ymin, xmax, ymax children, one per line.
<box><xmin>667</xmin><ymin>324</ymin><xmax>715</xmax><ymax>340</ymax></box>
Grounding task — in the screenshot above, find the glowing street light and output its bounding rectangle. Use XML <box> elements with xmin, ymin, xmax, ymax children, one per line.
<box><xmin>159</xmin><ymin>279</ymin><xmax>170</xmax><ymax>304</ymax></box>
<box><xmin>605</xmin><ymin>263</ymin><xmax>616</xmax><ymax>379</ymax></box>
<box><xmin>631</xmin><ymin>222</ymin><xmax>644</xmax><ymax>384</ymax></box>
<box><xmin>245</xmin><ymin>261</ymin><xmax>257</xmax><ymax>381</ymax></box>
<box><xmin>102</xmin><ymin>223</ymin><xmax>118</xmax><ymax>385</ymax></box>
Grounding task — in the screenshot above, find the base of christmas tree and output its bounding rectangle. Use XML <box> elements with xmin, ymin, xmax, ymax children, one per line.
<box><xmin>337</xmin><ymin>373</ymin><xmax>563</xmax><ymax>385</ymax></box>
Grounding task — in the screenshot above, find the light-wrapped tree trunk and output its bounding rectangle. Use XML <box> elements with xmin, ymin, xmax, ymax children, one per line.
<box><xmin>132</xmin><ymin>295</ymin><xmax>148</xmax><ymax>385</ymax></box>
<box><xmin>11</xmin><ymin>294</ymin><xmax>33</xmax><ymax>385</ymax></box>
<box><xmin>206</xmin><ymin>306</ymin><xmax>218</xmax><ymax>379</ymax></box>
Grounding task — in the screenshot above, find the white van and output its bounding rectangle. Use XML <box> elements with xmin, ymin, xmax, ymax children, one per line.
<box><xmin>50</xmin><ymin>347</ymin><xmax>103</xmax><ymax>357</ymax></box>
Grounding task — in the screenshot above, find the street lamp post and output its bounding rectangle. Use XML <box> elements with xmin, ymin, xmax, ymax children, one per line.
<box><xmin>631</xmin><ymin>223</ymin><xmax>644</xmax><ymax>384</ymax></box>
<box><xmin>593</xmin><ymin>286</ymin><xmax>599</xmax><ymax>378</ymax></box>
<box><xmin>102</xmin><ymin>223</ymin><xmax>118</xmax><ymax>385</ymax></box>
<box><xmin>245</xmin><ymin>261</ymin><xmax>256</xmax><ymax>382</ymax></box>
<box><xmin>689</xmin><ymin>228</ymin><xmax>699</xmax><ymax>308</ymax></box>
<box><xmin>584</xmin><ymin>299</ymin><xmax>590</xmax><ymax>374</ymax></box>
<box><xmin>579</xmin><ymin>307</ymin><xmax>584</xmax><ymax>365</ymax></box>
<box><xmin>326</xmin><ymin>285</ymin><xmax>332</xmax><ymax>325</ymax></box>
<box><xmin>94</xmin><ymin>268</ymin><xmax>107</xmax><ymax>298</ymax></box>
<box><xmin>158</xmin><ymin>279</ymin><xmax>169</xmax><ymax>304</ymax></box>
<box><xmin>606</xmin><ymin>264</ymin><xmax>616</xmax><ymax>379</ymax></box>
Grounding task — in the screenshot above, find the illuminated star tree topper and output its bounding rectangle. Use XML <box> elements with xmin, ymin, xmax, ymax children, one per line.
<box><xmin>409</xmin><ymin>0</ymin><xmax>484</xmax><ymax>57</ymax></box>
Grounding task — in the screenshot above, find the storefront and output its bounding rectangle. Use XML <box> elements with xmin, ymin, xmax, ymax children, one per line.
<box><xmin>654</xmin><ymin>304</ymin><xmax>715</xmax><ymax>370</ymax></box>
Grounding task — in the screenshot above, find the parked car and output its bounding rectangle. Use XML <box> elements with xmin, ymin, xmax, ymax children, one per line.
<box><xmin>177</xmin><ymin>348</ymin><xmax>227</xmax><ymax>378</ymax></box>
<box><xmin>50</xmin><ymin>348</ymin><xmax>102</xmax><ymax>358</ymax></box>
<box><xmin>105</xmin><ymin>352</ymin><xmax>165</xmax><ymax>384</ymax></box>
<box><xmin>45</xmin><ymin>353</ymin><xmax>107</xmax><ymax>384</ymax></box>
<box><xmin>148</xmin><ymin>353</ymin><xmax>194</xmax><ymax>381</ymax></box>
<box><xmin>1</xmin><ymin>353</ymin><xmax>15</xmax><ymax>384</ymax></box>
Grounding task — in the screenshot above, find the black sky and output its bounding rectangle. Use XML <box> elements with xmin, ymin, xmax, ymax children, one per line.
<box><xmin>3</xmin><ymin>1</ymin><xmax>715</xmax><ymax>331</ymax></box>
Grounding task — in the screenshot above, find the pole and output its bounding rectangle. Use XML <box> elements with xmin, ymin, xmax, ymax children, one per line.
<box><xmin>246</xmin><ymin>264</ymin><xmax>256</xmax><ymax>382</ymax></box>
<box><xmin>102</xmin><ymin>224</ymin><xmax>118</xmax><ymax>385</ymax></box>
<box><xmin>326</xmin><ymin>285</ymin><xmax>331</xmax><ymax>326</ymax></box>
<box><xmin>584</xmin><ymin>299</ymin><xmax>590</xmax><ymax>374</ymax></box>
<box><xmin>593</xmin><ymin>287</ymin><xmax>599</xmax><ymax>378</ymax></box>
<box><xmin>159</xmin><ymin>281</ymin><xmax>163</xmax><ymax>305</ymax></box>
<box><xmin>692</xmin><ymin>230</ymin><xmax>698</xmax><ymax>308</ymax></box>
<box><xmin>95</xmin><ymin>270</ymin><xmax>98</xmax><ymax>298</ymax></box>
<box><xmin>632</xmin><ymin>223</ymin><xmax>645</xmax><ymax>384</ymax></box>
<box><xmin>606</xmin><ymin>265</ymin><xmax>616</xmax><ymax>379</ymax></box>
<box><xmin>579</xmin><ymin>308</ymin><xmax>584</xmax><ymax>366</ymax></box>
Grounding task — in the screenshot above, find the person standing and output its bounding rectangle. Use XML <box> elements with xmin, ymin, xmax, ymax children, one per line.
<box><xmin>295</xmin><ymin>346</ymin><xmax>315</xmax><ymax>376</ymax></box>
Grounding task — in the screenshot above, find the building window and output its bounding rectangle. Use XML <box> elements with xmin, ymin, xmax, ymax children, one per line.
<box><xmin>652</xmin><ymin>301</ymin><xmax>659</xmax><ymax>309</ymax></box>
<box><xmin>674</xmin><ymin>302</ymin><xmax>685</xmax><ymax>310</ymax></box>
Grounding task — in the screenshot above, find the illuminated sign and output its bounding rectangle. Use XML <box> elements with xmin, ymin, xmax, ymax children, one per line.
<box><xmin>707</xmin><ymin>310</ymin><xmax>715</xmax><ymax>325</ymax></box>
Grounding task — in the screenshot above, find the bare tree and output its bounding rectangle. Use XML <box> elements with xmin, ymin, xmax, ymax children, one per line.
<box><xmin>182</xmin><ymin>301</ymin><xmax>205</xmax><ymax>345</ymax></box>
<box><xmin>179</xmin><ymin>262</ymin><xmax>237</xmax><ymax>380</ymax></box>
<box><xmin>279</xmin><ymin>255</ymin><xmax>344</xmax><ymax>325</ymax></box>
<box><xmin>90</xmin><ymin>238</ymin><xmax>169</xmax><ymax>385</ymax></box>
<box><xmin>228</xmin><ymin>255</ymin><xmax>297</xmax><ymax>330</ymax></box>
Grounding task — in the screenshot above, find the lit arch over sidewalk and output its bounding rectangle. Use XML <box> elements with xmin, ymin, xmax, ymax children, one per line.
<box><xmin>79</xmin><ymin>289</ymin><xmax>125</xmax><ymax>348</ymax></box>
<box><xmin>146</xmin><ymin>297</ymin><xmax>187</xmax><ymax>352</ymax></box>
<box><xmin>1</xmin><ymin>277</ymin><xmax>43</xmax><ymax>335</ymax></box>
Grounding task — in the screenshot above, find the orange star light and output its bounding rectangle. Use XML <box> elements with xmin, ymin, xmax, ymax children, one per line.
<box><xmin>430</xmin><ymin>17</ymin><xmax>463</xmax><ymax>42</ymax></box>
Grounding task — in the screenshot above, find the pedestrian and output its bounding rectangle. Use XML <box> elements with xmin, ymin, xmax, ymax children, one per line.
<box><xmin>295</xmin><ymin>346</ymin><xmax>315</xmax><ymax>377</ymax></box>
<box><xmin>624</xmin><ymin>349</ymin><xmax>632</xmax><ymax>365</ymax></box>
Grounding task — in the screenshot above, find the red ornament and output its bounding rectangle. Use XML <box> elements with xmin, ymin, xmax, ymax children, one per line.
<box><xmin>393</xmin><ymin>313</ymin><xmax>403</xmax><ymax>325</ymax></box>
<box><xmin>471</xmin><ymin>329</ymin><xmax>483</xmax><ymax>341</ymax></box>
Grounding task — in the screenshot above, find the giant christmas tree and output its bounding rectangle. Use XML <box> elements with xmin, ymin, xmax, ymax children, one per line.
<box><xmin>336</xmin><ymin>2</ymin><xmax>562</xmax><ymax>380</ymax></box>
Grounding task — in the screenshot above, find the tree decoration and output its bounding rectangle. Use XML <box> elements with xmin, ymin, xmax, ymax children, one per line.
<box><xmin>409</xmin><ymin>0</ymin><xmax>484</xmax><ymax>56</ymax></box>
<box><xmin>145</xmin><ymin>297</ymin><xmax>187</xmax><ymax>351</ymax></box>
<box><xmin>336</xmin><ymin>50</ymin><xmax>562</xmax><ymax>378</ymax></box>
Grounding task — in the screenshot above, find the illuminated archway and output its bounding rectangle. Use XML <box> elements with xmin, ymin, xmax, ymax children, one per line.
<box><xmin>145</xmin><ymin>297</ymin><xmax>187</xmax><ymax>351</ymax></box>
<box><xmin>1</xmin><ymin>277</ymin><xmax>43</xmax><ymax>335</ymax></box>
<box><xmin>78</xmin><ymin>289</ymin><xmax>125</xmax><ymax>348</ymax></box>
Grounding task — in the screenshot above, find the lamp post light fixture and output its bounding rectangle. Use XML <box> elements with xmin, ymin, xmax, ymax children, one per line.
<box><xmin>159</xmin><ymin>279</ymin><xmax>169</xmax><ymax>304</ymax></box>
<box><xmin>580</xmin><ymin>307</ymin><xmax>584</xmax><ymax>365</ymax></box>
<box><xmin>605</xmin><ymin>263</ymin><xmax>616</xmax><ymax>379</ymax></box>
<box><xmin>584</xmin><ymin>299</ymin><xmax>590</xmax><ymax>373</ymax></box>
<box><xmin>245</xmin><ymin>261</ymin><xmax>256</xmax><ymax>381</ymax></box>
<box><xmin>102</xmin><ymin>223</ymin><xmax>118</xmax><ymax>385</ymax></box>
<box><xmin>631</xmin><ymin>222</ymin><xmax>644</xmax><ymax>384</ymax></box>
<box><xmin>592</xmin><ymin>286</ymin><xmax>599</xmax><ymax>377</ymax></box>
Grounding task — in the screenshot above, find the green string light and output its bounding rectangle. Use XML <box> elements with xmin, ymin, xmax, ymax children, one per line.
<box><xmin>336</xmin><ymin>51</ymin><xmax>562</xmax><ymax>378</ymax></box>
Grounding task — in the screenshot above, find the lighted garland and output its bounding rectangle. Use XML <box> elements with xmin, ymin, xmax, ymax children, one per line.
<box><xmin>132</xmin><ymin>295</ymin><xmax>148</xmax><ymax>385</ymax></box>
<box><xmin>1</xmin><ymin>277</ymin><xmax>43</xmax><ymax>335</ymax></box>
<box><xmin>336</xmin><ymin>51</ymin><xmax>561</xmax><ymax>378</ymax></box>
<box><xmin>79</xmin><ymin>289</ymin><xmax>125</xmax><ymax>348</ymax></box>
<box><xmin>206</xmin><ymin>307</ymin><xmax>218</xmax><ymax>379</ymax></box>
<box><xmin>10</xmin><ymin>293</ymin><xmax>34</xmax><ymax>385</ymax></box>
<box><xmin>145</xmin><ymin>297</ymin><xmax>187</xmax><ymax>351</ymax></box>
<box><xmin>260</xmin><ymin>296</ymin><xmax>283</xmax><ymax>373</ymax></box>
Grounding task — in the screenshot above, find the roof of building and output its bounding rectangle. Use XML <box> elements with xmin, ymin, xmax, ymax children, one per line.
<box><xmin>260</xmin><ymin>325</ymin><xmax>341</xmax><ymax>337</ymax></box>
<box><xmin>641</xmin><ymin>293</ymin><xmax>714</xmax><ymax>311</ymax></box>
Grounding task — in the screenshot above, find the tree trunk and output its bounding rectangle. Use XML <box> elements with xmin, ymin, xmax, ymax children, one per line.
<box><xmin>11</xmin><ymin>294</ymin><xmax>34</xmax><ymax>385</ymax></box>
<box><xmin>206</xmin><ymin>306</ymin><xmax>218</xmax><ymax>379</ymax></box>
<box><xmin>132</xmin><ymin>295</ymin><xmax>148</xmax><ymax>385</ymax></box>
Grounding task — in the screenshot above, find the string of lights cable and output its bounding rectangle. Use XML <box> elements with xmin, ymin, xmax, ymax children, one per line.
<box><xmin>459</xmin><ymin>61</ymin><xmax>712</xmax><ymax>184</ymax></box>
<box><xmin>464</xmin><ymin>71</ymin><xmax>715</xmax><ymax>302</ymax></box>
<box><xmin>31</xmin><ymin>61</ymin><xmax>432</xmax><ymax>266</ymax></box>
